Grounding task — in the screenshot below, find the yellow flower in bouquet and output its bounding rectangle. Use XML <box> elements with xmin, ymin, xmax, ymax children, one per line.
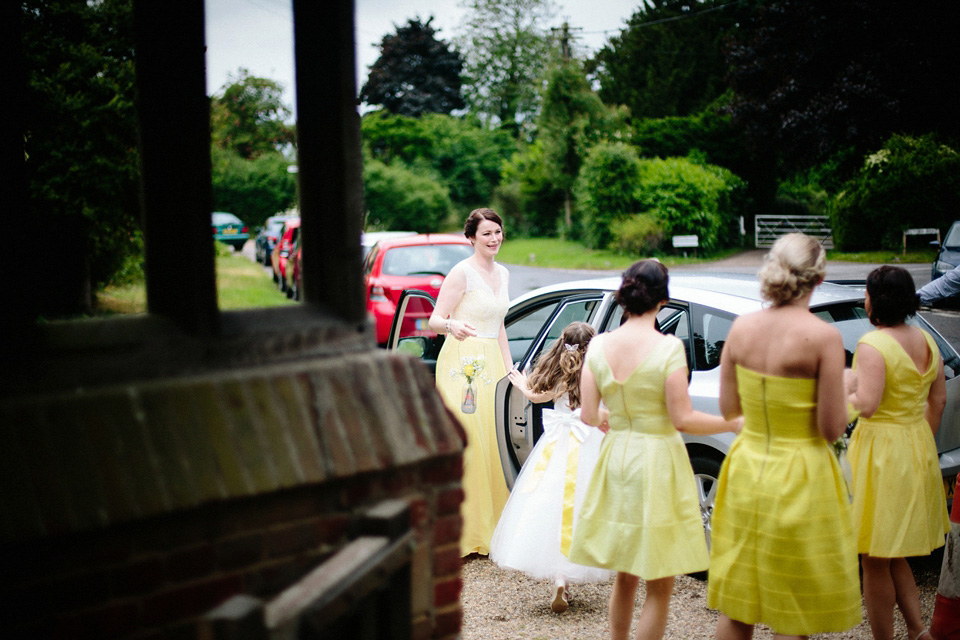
<box><xmin>450</xmin><ymin>355</ymin><xmax>491</xmax><ymax>385</ymax></box>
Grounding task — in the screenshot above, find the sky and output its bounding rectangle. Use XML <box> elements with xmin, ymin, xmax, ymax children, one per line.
<box><xmin>204</xmin><ymin>0</ymin><xmax>641</xmax><ymax>112</ymax></box>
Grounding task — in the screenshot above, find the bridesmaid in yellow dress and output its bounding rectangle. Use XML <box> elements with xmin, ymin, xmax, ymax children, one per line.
<box><xmin>569</xmin><ymin>259</ymin><xmax>741</xmax><ymax>640</ymax></box>
<box><xmin>428</xmin><ymin>208</ymin><xmax>512</xmax><ymax>556</ymax></box>
<box><xmin>708</xmin><ymin>233</ymin><xmax>861</xmax><ymax>639</ymax></box>
<box><xmin>847</xmin><ymin>266</ymin><xmax>948</xmax><ymax>640</ymax></box>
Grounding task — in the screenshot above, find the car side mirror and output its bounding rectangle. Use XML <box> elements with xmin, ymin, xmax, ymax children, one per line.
<box><xmin>396</xmin><ymin>336</ymin><xmax>427</xmax><ymax>358</ymax></box>
<box><xmin>930</xmin><ymin>240</ymin><xmax>941</xmax><ymax>250</ymax></box>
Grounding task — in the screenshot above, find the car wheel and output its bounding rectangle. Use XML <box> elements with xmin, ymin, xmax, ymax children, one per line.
<box><xmin>689</xmin><ymin>452</ymin><xmax>723</xmax><ymax>580</ymax></box>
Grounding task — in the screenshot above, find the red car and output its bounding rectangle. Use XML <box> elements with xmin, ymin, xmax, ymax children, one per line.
<box><xmin>271</xmin><ymin>217</ymin><xmax>300</xmax><ymax>293</ymax></box>
<box><xmin>363</xmin><ymin>233</ymin><xmax>473</xmax><ymax>345</ymax></box>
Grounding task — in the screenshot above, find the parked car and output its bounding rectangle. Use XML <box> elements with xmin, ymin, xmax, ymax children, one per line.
<box><xmin>389</xmin><ymin>274</ymin><xmax>960</xmax><ymax>546</ymax></box>
<box><xmin>285</xmin><ymin>232</ymin><xmax>302</xmax><ymax>301</ymax></box>
<box><xmin>361</xmin><ymin>230</ymin><xmax>416</xmax><ymax>260</ymax></box>
<box><xmin>271</xmin><ymin>217</ymin><xmax>301</xmax><ymax>292</ymax></box>
<box><xmin>211</xmin><ymin>211</ymin><xmax>249</xmax><ymax>251</ymax></box>
<box><xmin>364</xmin><ymin>233</ymin><xmax>473</xmax><ymax>345</ymax></box>
<box><xmin>255</xmin><ymin>215</ymin><xmax>291</xmax><ymax>265</ymax></box>
<box><xmin>932</xmin><ymin>220</ymin><xmax>960</xmax><ymax>281</ymax></box>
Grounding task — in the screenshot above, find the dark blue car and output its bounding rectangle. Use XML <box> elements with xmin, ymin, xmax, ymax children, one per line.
<box><xmin>932</xmin><ymin>220</ymin><xmax>960</xmax><ymax>280</ymax></box>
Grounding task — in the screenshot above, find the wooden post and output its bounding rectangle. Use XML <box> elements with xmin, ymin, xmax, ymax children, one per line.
<box><xmin>133</xmin><ymin>0</ymin><xmax>219</xmax><ymax>335</ymax></box>
<box><xmin>292</xmin><ymin>0</ymin><xmax>365</xmax><ymax>322</ymax></box>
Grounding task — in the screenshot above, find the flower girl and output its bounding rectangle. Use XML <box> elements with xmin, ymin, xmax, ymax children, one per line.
<box><xmin>490</xmin><ymin>322</ymin><xmax>611</xmax><ymax>613</ymax></box>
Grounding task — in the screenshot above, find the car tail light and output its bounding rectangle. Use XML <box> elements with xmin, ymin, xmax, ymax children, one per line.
<box><xmin>211</xmin><ymin>226</ymin><xmax>217</xmax><ymax>234</ymax></box>
<box><xmin>370</xmin><ymin>285</ymin><xmax>388</xmax><ymax>302</ymax></box>
<box><xmin>242</xmin><ymin>226</ymin><xmax>248</xmax><ymax>233</ymax></box>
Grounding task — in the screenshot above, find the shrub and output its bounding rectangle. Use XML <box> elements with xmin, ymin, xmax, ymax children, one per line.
<box><xmin>574</xmin><ymin>143</ymin><xmax>644</xmax><ymax>248</ymax></box>
<box><xmin>831</xmin><ymin>134</ymin><xmax>960</xmax><ymax>251</ymax></box>
<box><xmin>362</xmin><ymin>158</ymin><xmax>452</xmax><ymax>232</ymax></box>
<box><xmin>635</xmin><ymin>156</ymin><xmax>745</xmax><ymax>253</ymax></box>
<box><xmin>609</xmin><ymin>214</ymin><xmax>664</xmax><ymax>255</ymax></box>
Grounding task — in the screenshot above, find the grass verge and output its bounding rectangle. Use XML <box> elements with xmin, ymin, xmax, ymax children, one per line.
<box><xmin>96</xmin><ymin>247</ymin><xmax>295</xmax><ymax>314</ymax></box>
<box><xmin>497</xmin><ymin>238</ymin><xmax>743</xmax><ymax>271</ymax></box>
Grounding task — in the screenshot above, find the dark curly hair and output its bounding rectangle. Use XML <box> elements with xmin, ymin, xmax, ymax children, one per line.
<box><xmin>615</xmin><ymin>259</ymin><xmax>669</xmax><ymax>316</ymax></box>
<box><xmin>464</xmin><ymin>208</ymin><xmax>503</xmax><ymax>239</ymax></box>
<box><xmin>527</xmin><ymin>322</ymin><xmax>596</xmax><ymax>409</ymax></box>
<box><xmin>866</xmin><ymin>265</ymin><xmax>919</xmax><ymax>327</ymax></box>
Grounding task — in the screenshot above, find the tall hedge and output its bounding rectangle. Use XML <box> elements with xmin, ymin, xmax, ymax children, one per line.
<box><xmin>574</xmin><ymin>143</ymin><xmax>644</xmax><ymax>248</ymax></box>
<box><xmin>831</xmin><ymin>134</ymin><xmax>960</xmax><ymax>251</ymax></box>
<box><xmin>362</xmin><ymin>159</ymin><xmax>452</xmax><ymax>232</ymax></box>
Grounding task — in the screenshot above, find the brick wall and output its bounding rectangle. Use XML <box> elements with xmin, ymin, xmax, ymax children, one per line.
<box><xmin>0</xmin><ymin>322</ymin><xmax>466</xmax><ymax>640</ymax></box>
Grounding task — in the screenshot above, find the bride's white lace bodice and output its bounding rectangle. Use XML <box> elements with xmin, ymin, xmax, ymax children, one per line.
<box><xmin>453</xmin><ymin>262</ymin><xmax>510</xmax><ymax>339</ymax></box>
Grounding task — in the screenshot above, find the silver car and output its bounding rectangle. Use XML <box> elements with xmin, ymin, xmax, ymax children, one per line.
<box><xmin>390</xmin><ymin>273</ymin><xmax>960</xmax><ymax>544</ymax></box>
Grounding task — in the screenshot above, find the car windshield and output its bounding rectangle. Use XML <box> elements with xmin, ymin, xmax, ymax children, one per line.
<box><xmin>381</xmin><ymin>244</ymin><xmax>472</xmax><ymax>276</ymax></box>
<box><xmin>213</xmin><ymin>213</ymin><xmax>240</xmax><ymax>226</ymax></box>
<box><xmin>944</xmin><ymin>222</ymin><xmax>960</xmax><ymax>248</ymax></box>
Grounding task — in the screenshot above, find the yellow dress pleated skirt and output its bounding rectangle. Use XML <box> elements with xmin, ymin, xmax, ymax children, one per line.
<box><xmin>707</xmin><ymin>366</ymin><xmax>861</xmax><ymax>636</ymax></box>
<box><xmin>848</xmin><ymin>329</ymin><xmax>949</xmax><ymax>557</ymax></box>
<box><xmin>435</xmin><ymin>335</ymin><xmax>509</xmax><ymax>556</ymax></box>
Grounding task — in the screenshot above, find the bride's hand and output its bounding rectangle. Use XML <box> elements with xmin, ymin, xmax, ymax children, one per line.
<box><xmin>449</xmin><ymin>319</ymin><xmax>477</xmax><ymax>341</ymax></box>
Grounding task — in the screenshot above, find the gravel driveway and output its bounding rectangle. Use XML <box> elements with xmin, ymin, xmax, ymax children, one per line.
<box><xmin>460</xmin><ymin>551</ymin><xmax>943</xmax><ymax>639</ymax></box>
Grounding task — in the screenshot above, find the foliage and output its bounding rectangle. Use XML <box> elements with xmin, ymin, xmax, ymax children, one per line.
<box><xmin>360</xmin><ymin>18</ymin><xmax>465</xmax><ymax>116</ymax></box>
<box><xmin>634</xmin><ymin>156</ymin><xmax>745</xmax><ymax>253</ymax></box>
<box><xmin>609</xmin><ymin>214</ymin><xmax>665</xmax><ymax>256</ymax></box>
<box><xmin>574</xmin><ymin>143</ymin><xmax>644</xmax><ymax>249</ymax></box>
<box><xmin>360</xmin><ymin>111</ymin><xmax>514</xmax><ymax>209</ymax></box>
<box><xmin>538</xmin><ymin>60</ymin><xmax>631</xmax><ymax>230</ymax></box>
<box><xmin>456</xmin><ymin>0</ymin><xmax>558</xmax><ymax>133</ymax></box>
<box><xmin>725</xmin><ymin>0</ymin><xmax>960</xmax><ymax>171</ymax></box>
<box><xmin>362</xmin><ymin>158</ymin><xmax>453</xmax><ymax>232</ymax></box>
<box><xmin>496</xmin><ymin>237</ymin><xmax>741</xmax><ymax>270</ymax></box>
<box><xmin>211</xmin><ymin>148</ymin><xmax>297</xmax><ymax>228</ymax></box>
<box><xmin>210</xmin><ymin>69</ymin><xmax>295</xmax><ymax>159</ymax></box>
<box><xmin>830</xmin><ymin>135</ymin><xmax>960</xmax><ymax>251</ymax></box>
<box><xmin>589</xmin><ymin>0</ymin><xmax>759</xmax><ymax>119</ymax></box>
<box><xmin>21</xmin><ymin>0</ymin><xmax>141</xmax><ymax>300</ymax></box>
<box><xmin>495</xmin><ymin>139</ymin><xmax>566</xmax><ymax>237</ymax></box>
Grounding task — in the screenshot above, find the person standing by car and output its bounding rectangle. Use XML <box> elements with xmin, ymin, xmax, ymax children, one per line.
<box><xmin>568</xmin><ymin>260</ymin><xmax>740</xmax><ymax>640</ymax></box>
<box><xmin>708</xmin><ymin>233</ymin><xmax>862</xmax><ymax>639</ymax></box>
<box><xmin>847</xmin><ymin>265</ymin><xmax>949</xmax><ymax>640</ymax></box>
<box><xmin>491</xmin><ymin>322</ymin><xmax>611</xmax><ymax>614</ymax></box>
<box><xmin>428</xmin><ymin>208</ymin><xmax>512</xmax><ymax>557</ymax></box>
<box><xmin>917</xmin><ymin>263</ymin><xmax>960</xmax><ymax>307</ymax></box>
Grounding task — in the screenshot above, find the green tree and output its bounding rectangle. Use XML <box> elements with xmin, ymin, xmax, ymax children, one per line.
<box><xmin>210</xmin><ymin>69</ymin><xmax>295</xmax><ymax>159</ymax></box>
<box><xmin>539</xmin><ymin>60</ymin><xmax>629</xmax><ymax>230</ymax></box>
<box><xmin>360</xmin><ymin>18</ymin><xmax>465</xmax><ymax>116</ymax></box>
<box><xmin>21</xmin><ymin>0</ymin><xmax>141</xmax><ymax>307</ymax></box>
<box><xmin>363</xmin><ymin>158</ymin><xmax>452</xmax><ymax>232</ymax></box>
<box><xmin>210</xmin><ymin>148</ymin><xmax>297</xmax><ymax>228</ymax></box>
<box><xmin>831</xmin><ymin>135</ymin><xmax>960</xmax><ymax>252</ymax></box>
<box><xmin>575</xmin><ymin>143</ymin><xmax>644</xmax><ymax>248</ymax></box>
<box><xmin>589</xmin><ymin>0</ymin><xmax>756</xmax><ymax>120</ymax></box>
<box><xmin>456</xmin><ymin>0</ymin><xmax>558</xmax><ymax>133</ymax></box>
<box><xmin>725</xmin><ymin>0</ymin><xmax>960</xmax><ymax>171</ymax></box>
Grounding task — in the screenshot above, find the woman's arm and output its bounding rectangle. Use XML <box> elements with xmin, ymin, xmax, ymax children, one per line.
<box><xmin>847</xmin><ymin>343</ymin><xmax>885</xmax><ymax>419</ymax></box>
<box><xmin>498</xmin><ymin>322</ymin><xmax>511</xmax><ymax>372</ymax></box>
<box><xmin>427</xmin><ymin>266</ymin><xmax>475</xmax><ymax>339</ymax></box>
<box><xmin>579</xmin><ymin>363</ymin><xmax>604</xmax><ymax>427</ymax></box>
<box><xmin>718</xmin><ymin>326</ymin><xmax>742</xmax><ymax>420</ymax></box>
<box><xmin>666</xmin><ymin>368</ymin><xmax>742</xmax><ymax>435</ymax></box>
<box><xmin>816</xmin><ymin>329</ymin><xmax>853</xmax><ymax>442</ymax></box>
<box><xmin>926</xmin><ymin>355</ymin><xmax>947</xmax><ymax>435</ymax></box>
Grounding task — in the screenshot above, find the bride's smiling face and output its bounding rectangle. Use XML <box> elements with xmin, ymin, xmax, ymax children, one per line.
<box><xmin>472</xmin><ymin>219</ymin><xmax>503</xmax><ymax>257</ymax></box>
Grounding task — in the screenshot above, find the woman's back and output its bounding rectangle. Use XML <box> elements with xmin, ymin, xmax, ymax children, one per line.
<box><xmin>725</xmin><ymin>305</ymin><xmax>834</xmax><ymax>379</ymax></box>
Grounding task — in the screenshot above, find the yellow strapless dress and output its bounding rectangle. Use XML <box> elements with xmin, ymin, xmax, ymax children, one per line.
<box><xmin>435</xmin><ymin>261</ymin><xmax>510</xmax><ymax>556</ymax></box>
<box><xmin>849</xmin><ymin>329</ymin><xmax>949</xmax><ymax>557</ymax></box>
<box><xmin>707</xmin><ymin>366</ymin><xmax>861</xmax><ymax>635</ymax></box>
<box><xmin>568</xmin><ymin>334</ymin><xmax>709</xmax><ymax>580</ymax></box>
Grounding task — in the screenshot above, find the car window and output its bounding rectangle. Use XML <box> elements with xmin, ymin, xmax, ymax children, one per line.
<box><xmin>944</xmin><ymin>221</ymin><xmax>960</xmax><ymax>248</ymax></box>
<box><xmin>695</xmin><ymin>310</ymin><xmax>734</xmax><ymax>370</ymax></box>
<box><xmin>506</xmin><ymin>296</ymin><xmax>601</xmax><ymax>367</ymax></box>
<box><xmin>812</xmin><ymin>304</ymin><xmax>872</xmax><ymax>367</ymax></box>
<box><xmin>381</xmin><ymin>245</ymin><xmax>472</xmax><ymax>276</ymax></box>
<box><xmin>363</xmin><ymin>246</ymin><xmax>377</xmax><ymax>275</ymax></box>
<box><xmin>601</xmin><ymin>303</ymin><xmax>694</xmax><ymax>373</ymax></box>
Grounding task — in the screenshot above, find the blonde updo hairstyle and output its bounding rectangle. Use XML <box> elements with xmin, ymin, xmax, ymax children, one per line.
<box><xmin>758</xmin><ymin>233</ymin><xmax>826</xmax><ymax>306</ymax></box>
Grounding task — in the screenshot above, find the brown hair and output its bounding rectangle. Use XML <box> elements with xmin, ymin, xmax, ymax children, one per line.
<box><xmin>463</xmin><ymin>208</ymin><xmax>503</xmax><ymax>239</ymax></box>
<box><xmin>866</xmin><ymin>265</ymin><xmax>919</xmax><ymax>326</ymax></box>
<box><xmin>527</xmin><ymin>322</ymin><xmax>596</xmax><ymax>409</ymax></box>
<box><xmin>616</xmin><ymin>260</ymin><xmax>669</xmax><ymax>316</ymax></box>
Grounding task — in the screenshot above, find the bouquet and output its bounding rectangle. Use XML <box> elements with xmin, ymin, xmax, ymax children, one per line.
<box><xmin>450</xmin><ymin>355</ymin><xmax>492</xmax><ymax>386</ymax></box>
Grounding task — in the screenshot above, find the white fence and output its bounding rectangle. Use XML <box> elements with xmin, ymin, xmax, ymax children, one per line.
<box><xmin>755</xmin><ymin>215</ymin><xmax>833</xmax><ymax>248</ymax></box>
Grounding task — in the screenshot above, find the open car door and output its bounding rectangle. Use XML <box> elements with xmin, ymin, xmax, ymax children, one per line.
<box><xmin>386</xmin><ymin>289</ymin><xmax>443</xmax><ymax>375</ymax></box>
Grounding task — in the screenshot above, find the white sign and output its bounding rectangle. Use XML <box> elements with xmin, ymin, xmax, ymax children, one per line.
<box><xmin>672</xmin><ymin>235</ymin><xmax>699</xmax><ymax>248</ymax></box>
